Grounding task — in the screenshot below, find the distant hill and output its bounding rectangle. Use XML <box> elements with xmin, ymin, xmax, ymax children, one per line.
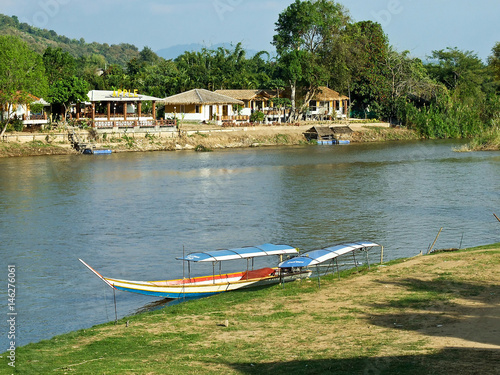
<box><xmin>0</xmin><ymin>14</ymin><xmax>271</xmax><ymax>65</ymax></box>
<box><xmin>0</xmin><ymin>14</ymin><xmax>140</xmax><ymax>66</ymax></box>
<box><xmin>156</xmin><ymin>43</ymin><xmax>206</xmax><ymax>60</ymax></box>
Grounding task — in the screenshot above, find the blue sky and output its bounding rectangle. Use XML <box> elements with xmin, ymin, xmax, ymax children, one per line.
<box><xmin>3</xmin><ymin>0</ymin><xmax>499</xmax><ymax>61</ymax></box>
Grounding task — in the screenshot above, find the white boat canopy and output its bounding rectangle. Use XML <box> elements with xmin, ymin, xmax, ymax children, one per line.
<box><xmin>177</xmin><ymin>243</ymin><xmax>298</xmax><ymax>263</ymax></box>
<box><xmin>278</xmin><ymin>241</ymin><xmax>381</xmax><ymax>268</ymax></box>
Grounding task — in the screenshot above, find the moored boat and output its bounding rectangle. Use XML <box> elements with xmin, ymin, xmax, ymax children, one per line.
<box><xmin>79</xmin><ymin>243</ymin><xmax>311</xmax><ymax>299</ymax></box>
<box><xmin>82</xmin><ymin>148</ymin><xmax>112</xmax><ymax>154</ymax></box>
<box><xmin>278</xmin><ymin>241</ymin><xmax>382</xmax><ymax>276</ymax></box>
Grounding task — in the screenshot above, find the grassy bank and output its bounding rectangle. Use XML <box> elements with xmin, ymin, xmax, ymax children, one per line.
<box><xmin>457</xmin><ymin>127</ymin><xmax>500</xmax><ymax>151</ymax></box>
<box><xmin>0</xmin><ymin>140</ymin><xmax>75</xmax><ymax>157</ymax></box>
<box><xmin>2</xmin><ymin>244</ymin><xmax>499</xmax><ymax>374</ymax></box>
<box><xmin>0</xmin><ymin>124</ymin><xmax>419</xmax><ymax>157</ymax></box>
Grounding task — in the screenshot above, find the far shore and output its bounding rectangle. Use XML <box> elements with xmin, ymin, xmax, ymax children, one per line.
<box><xmin>0</xmin><ymin>121</ymin><xmax>421</xmax><ymax>157</ymax></box>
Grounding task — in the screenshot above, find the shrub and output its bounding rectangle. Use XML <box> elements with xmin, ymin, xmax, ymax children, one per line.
<box><xmin>250</xmin><ymin>111</ymin><xmax>265</xmax><ymax>123</ymax></box>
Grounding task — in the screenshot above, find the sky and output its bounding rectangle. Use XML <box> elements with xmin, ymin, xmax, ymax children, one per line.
<box><xmin>2</xmin><ymin>0</ymin><xmax>499</xmax><ymax>62</ymax></box>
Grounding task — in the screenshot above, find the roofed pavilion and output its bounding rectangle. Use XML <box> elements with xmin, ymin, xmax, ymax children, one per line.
<box><xmin>77</xmin><ymin>90</ymin><xmax>169</xmax><ymax>129</ymax></box>
<box><xmin>310</xmin><ymin>86</ymin><xmax>349</xmax><ymax>119</ymax></box>
<box><xmin>163</xmin><ymin>89</ymin><xmax>243</xmax><ymax>124</ymax></box>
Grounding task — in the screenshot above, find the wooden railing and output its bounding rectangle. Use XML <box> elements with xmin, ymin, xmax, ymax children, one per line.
<box><xmin>22</xmin><ymin>114</ymin><xmax>48</xmax><ymax>121</ymax></box>
<box><xmin>221</xmin><ymin>115</ymin><xmax>249</xmax><ymax>121</ymax></box>
<box><xmin>90</xmin><ymin>119</ymin><xmax>176</xmax><ymax>129</ymax></box>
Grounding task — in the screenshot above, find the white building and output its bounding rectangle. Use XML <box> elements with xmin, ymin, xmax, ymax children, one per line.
<box><xmin>163</xmin><ymin>89</ymin><xmax>244</xmax><ymax>125</ymax></box>
<box><xmin>1</xmin><ymin>96</ymin><xmax>50</xmax><ymax>127</ymax></box>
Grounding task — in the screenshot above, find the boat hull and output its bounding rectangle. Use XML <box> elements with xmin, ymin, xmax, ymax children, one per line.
<box><xmin>106</xmin><ymin>269</ymin><xmax>311</xmax><ymax>299</ymax></box>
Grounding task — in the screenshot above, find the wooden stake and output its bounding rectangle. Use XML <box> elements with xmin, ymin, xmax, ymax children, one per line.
<box><xmin>427</xmin><ymin>227</ymin><xmax>443</xmax><ymax>254</ymax></box>
<box><xmin>113</xmin><ymin>288</ymin><xmax>118</xmax><ymax>324</ymax></box>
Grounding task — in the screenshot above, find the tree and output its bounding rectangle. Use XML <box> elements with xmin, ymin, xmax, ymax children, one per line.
<box><xmin>488</xmin><ymin>42</ymin><xmax>500</xmax><ymax>90</ymax></box>
<box><xmin>43</xmin><ymin>47</ymin><xmax>76</xmax><ymax>85</ymax></box>
<box><xmin>77</xmin><ymin>54</ymin><xmax>108</xmax><ymax>90</ymax></box>
<box><xmin>173</xmin><ymin>44</ymin><xmax>268</xmax><ymax>91</ymax></box>
<box><xmin>399</xmin><ymin>48</ymin><xmax>495</xmax><ymax>138</ymax></box>
<box><xmin>0</xmin><ymin>35</ymin><xmax>48</xmax><ymax>137</ymax></box>
<box><xmin>272</xmin><ymin>0</ymin><xmax>350</xmax><ymax>120</ymax></box>
<box><xmin>47</xmin><ymin>76</ymin><xmax>88</xmax><ymax>124</ymax></box>
<box><xmin>426</xmin><ymin>47</ymin><xmax>487</xmax><ymax>100</ymax></box>
<box><xmin>139</xmin><ymin>46</ymin><xmax>160</xmax><ymax>65</ymax></box>
<box><xmin>383</xmin><ymin>49</ymin><xmax>444</xmax><ymax>123</ymax></box>
<box><xmin>344</xmin><ymin>21</ymin><xmax>390</xmax><ymax>118</ymax></box>
<box><xmin>135</xmin><ymin>59</ymin><xmax>179</xmax><ymax>97</ymax></box>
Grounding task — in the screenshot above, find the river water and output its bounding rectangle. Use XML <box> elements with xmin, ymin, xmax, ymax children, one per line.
<box><xmin>1</xmin><ymin>140</ymin><xmax>499</xmax><ymax>348</ymax></box>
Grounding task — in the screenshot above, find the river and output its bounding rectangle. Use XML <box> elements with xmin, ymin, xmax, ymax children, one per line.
<box><xmin>1</xmin><ymin>140</ymin><xmax>499</xmax><ymax>348</ymax></box>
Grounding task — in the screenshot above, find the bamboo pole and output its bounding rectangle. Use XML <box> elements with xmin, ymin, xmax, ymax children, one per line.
<box><xmin>427</xmin><ymin>227</ymin><xmax>443</xmax><ymax>254</ymax></box>
<box><xmin>316</xmin><ymin>265</ymin><xmax>321</xmax><ymax>289</ymax></box>
<box><xmin>113</xmin><ymin>288</ymin><xmax>118</xmax><ymax>325</ymax></box>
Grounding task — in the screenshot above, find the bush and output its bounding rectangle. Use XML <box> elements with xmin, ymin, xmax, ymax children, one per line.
<box><xmin>2</xmin><ymin>119</ymin><xmax>24</xmax><ymax>132</ymax></box>
<box><xmin>250</xmin><ymin>111</ymin><xmax>265</xmax><ymax>123</ymax></box>
<box><xmin>194</xmin><ymin>144</ymin><xmax>212</xmax><ymax>152</ymax></box>
<box><xmin>401</xmin><ymin>100</ymin><xmax>486</xmax><ymax>139</ymax></box>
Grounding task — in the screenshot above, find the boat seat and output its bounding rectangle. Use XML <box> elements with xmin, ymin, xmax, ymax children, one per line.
<box><xmin>239</xmin><ymin>267</ymin><xmax>275</xmax><ymax>280</ymax></box>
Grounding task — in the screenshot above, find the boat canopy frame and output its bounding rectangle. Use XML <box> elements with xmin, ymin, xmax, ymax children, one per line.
<box><xmin>176</xmin><ymin>243</ymin><xmax>297</xmax><ymax>262</ymax></box>
<box><xmin>278</xmin><ymin>241</ymin><xmax>382</xmax><ymax>287</ymax></box>
<box><xmin>176</xmin><ymin>243</ymin><xmax>299</xmax><ymax>283</ymax></box>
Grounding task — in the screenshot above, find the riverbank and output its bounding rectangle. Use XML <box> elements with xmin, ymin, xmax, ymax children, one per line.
<box><xmin>3</xmin><ymin>243</ymin><xmax>499</xmax><ymax>374</ymax></box>
<box><xmin>0</xmin><ymin>122</ymin><xmax>419</xmax><ymax>157</ymax></box>
<box><xmin>455</xmin><ymin>127</ymin><xmax>500</xmax><ymax>151</ymax></box>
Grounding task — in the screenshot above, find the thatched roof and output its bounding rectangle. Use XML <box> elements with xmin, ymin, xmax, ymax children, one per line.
<box><xmin>331</xmin><ymin>126</ymin><xmax>353</xmax><ymax>134</ymax></box>
<box><xmin>303</xmin><ymin>126</ymin><xmax>353</xmax><ymax>140</ymax></box>
<box><xmin>215</xmin><ymin>89</ymin><xmax>275</xmax><ymax>101</ymax></box>
<box><xmin>313</xmin><ymin>86</ymin><xmax>349</xmax><ymax>101</ymax></box>
<box><xmin>304</xmin><ymin>126</ymin><xmax>334</xmax><ymax>137</ymax></box>
<box><xmin>163</xmin><ymin>89</ymin><xmax>243</xmax><ymax>105</ymax></box>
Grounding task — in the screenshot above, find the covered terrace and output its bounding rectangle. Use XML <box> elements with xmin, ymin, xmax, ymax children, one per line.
<box><xmin>309</xmin><ymin>86</ymin><xmax>349</xmax><ymax>120</ymax></box>
<box><xmin>163</xmin><ymin>89</ymin><xmax>244</xmax><ymax>125</ymax></box>
<box><xmin>77</xmin><ymin>90</ymin><xmax>175</xmax><ymax>130</ymax></box>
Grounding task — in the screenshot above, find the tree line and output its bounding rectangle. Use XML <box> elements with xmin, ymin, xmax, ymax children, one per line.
<box><xmin>1</xmin><ymin>0</ymin><xmax>499</xmax><ymax>139</ymax></box>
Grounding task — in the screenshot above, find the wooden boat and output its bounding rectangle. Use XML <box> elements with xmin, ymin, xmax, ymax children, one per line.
<box><xmin>79</xmin><ymin>243</ymin><xmax>311</xmax><ymax>299</ymax></box>
<box><xmin>82</xmin><ymin>148</ymin><xmax>112</xmax><ymax>155</ymax></box>
<box><xmin>278</xmin><ymin>241</ymin><xmax>382</xmax><ymax>276</ymax></box>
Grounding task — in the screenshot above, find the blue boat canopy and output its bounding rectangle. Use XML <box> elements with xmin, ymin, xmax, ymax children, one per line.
<box><xmin>177</xmin><ymin>243</ymin><xmax>298</xmax><ymax>262</ymax></box>
<box><xmin>278</xmin><ymin>241</ymin><xmax>381</xmax><ymax>268</ymax></box>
